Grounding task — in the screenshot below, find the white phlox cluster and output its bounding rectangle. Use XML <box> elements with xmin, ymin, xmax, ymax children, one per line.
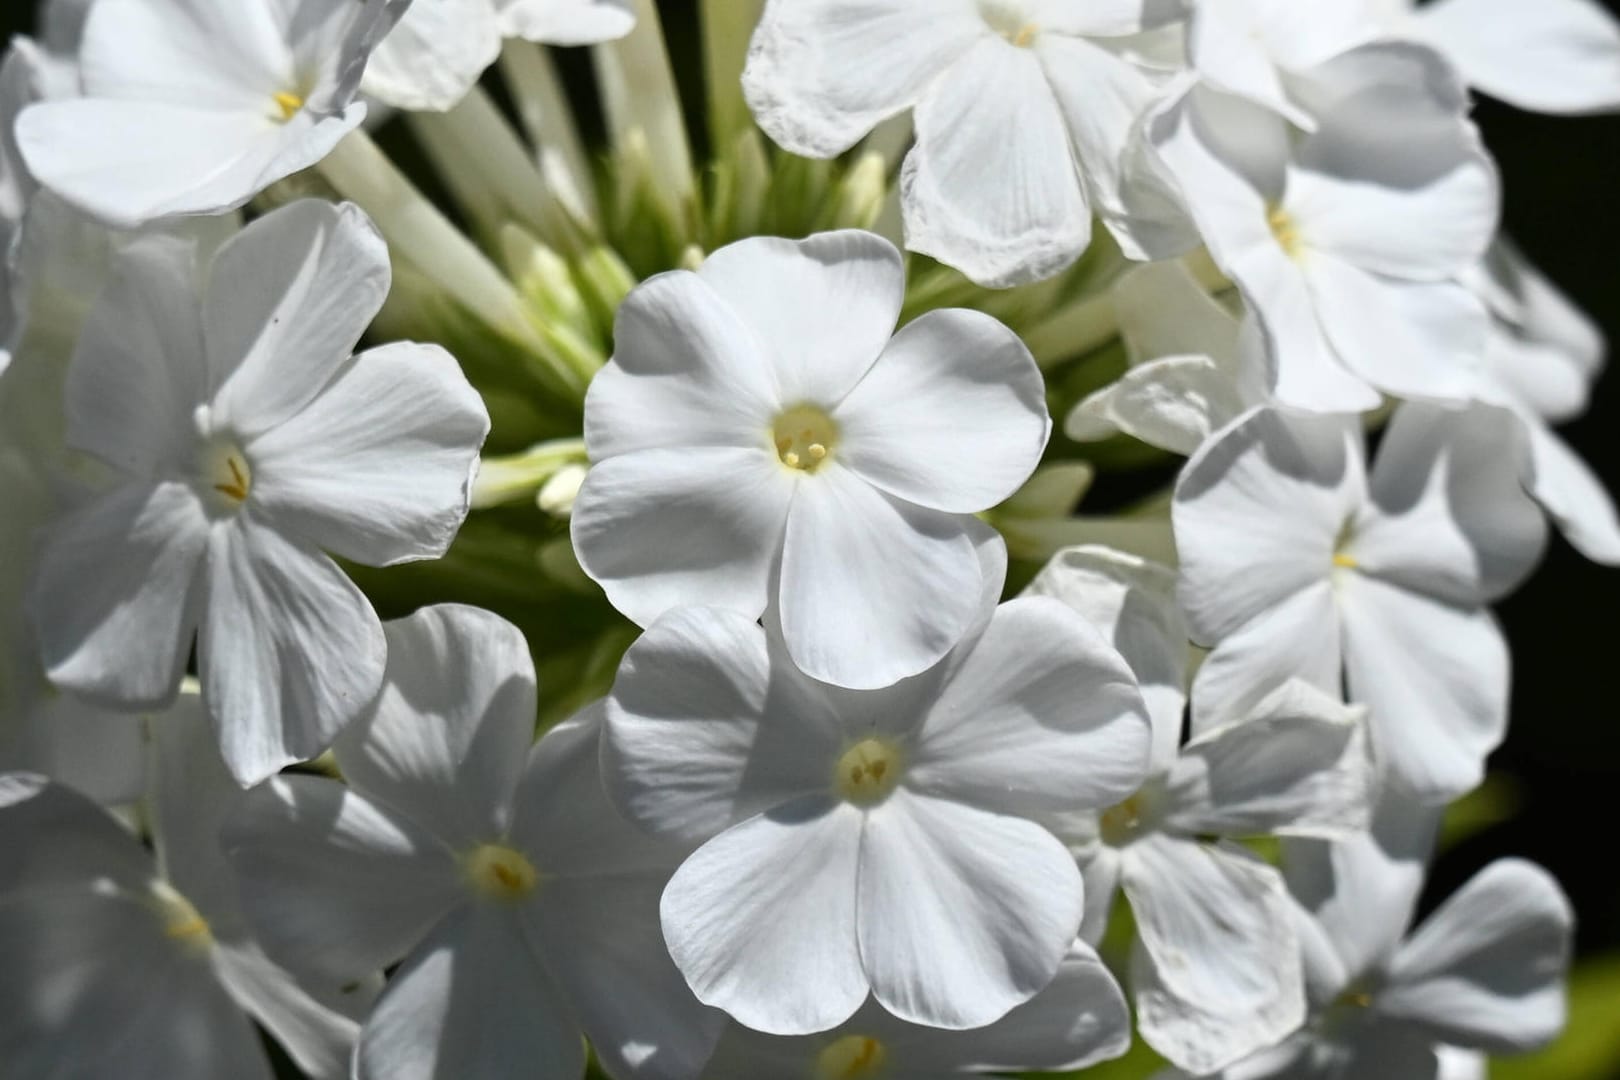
<box><xmin>0</xmin><ymin>0</ymin><xmax>1612</xmax><ymax>1077</ymax></box>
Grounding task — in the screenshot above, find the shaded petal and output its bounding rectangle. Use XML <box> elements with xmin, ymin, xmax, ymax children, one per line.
<box><xmin>835</xmin><ymin>308</ymin><xmax>1049</xmax><ymax>513</ymax></box>
<box><xmin>1417</xmin><ymin>0</ymin><xmax>1620</xmax><ymax>114</ymax></box>
<box><xmin>499</xmin><ymin>0</ymin><xmax>638</xmax><ymax>45</ymax></box>
<box><xmin>777</xmin><ymin>464</ymin><xmax>982</xmax><ymax>689</ymax></box>
<box><xmin>364</xmin><ymin>0</ymin><xmax>502</xmax><ymax>111</ymax></box>
<box><xmin>0</xmin><ymin>773</ymin><xmax>152</xmax><ymax>894</ymax></box>
<box><xmin>859</xmin><ymin>792</ymin><xmax>1084</xmax><ymax>1030</ymax></box>
<box><xmin>1187</xmin><ymin>580</ymin><xmax>1342</xmax><ymax>733</ymax></box>
<box><xmin>661</xmin><ymin>797</ymin><xmax>868</xmax><ymax>1036</ymax></box>
<box><xmin>212</xmin><ymin>940</ymin><xmax>368</xmax><ymax>1080</ymax></box>
<box><xmin>1525</xmin><ymin>421</ymin><xmax>1620</xmax><ymax>564</ymax></box>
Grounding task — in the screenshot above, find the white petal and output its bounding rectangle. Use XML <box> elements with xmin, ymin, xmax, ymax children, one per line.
<box><xmin>356</xmin><ymin>904</ymin><xmax>584</xmax><ymax>1080</ymax></box>
<box><xmin>1380</xmin><ymin>859</ymin><xmax>1573</xmax><ymax>1052</ymax></box>
<box><xmin>1164</xmin><ymin>680</ymin><xmax>1371</xmax><ymax>839</ymax></box>
<box><xmin>247</xmin><ymin>342</ymin><xmax>488</xmax><ymax>566</ymax></box>
<box><xmin>588</xmin><ymin>270</ymin><xmax>782</xmax><ymax>461</ymax></box>
<box><xmin>1</xmin><ymin>690</ymin><xmax>147</xmax><ymax>808</ymax></box>
<box><xmin>335</xmin><ymin>605</ymin><xmax>536</xmax><ymax>850</ymax></box>
<box><xmin>1525</xmin><ymin>421</ymin><xmax>1620</xmax><ymax>564</ymax></box>
<box><xmin>859</xmin><ymin>791</ymin><xmax>1085</xmax><ymax>1030</ymax></box>
<box><xmin>200</xmin><ymin>516</ymin><xmax>387</xmax><ymax>785</ymax></box>
<box><xmin>661</xmin><ymin>797</ymin><xmax>868</xmax><ymax>1035</ymax></box>
<box><xmin>1339</xmin><ymin>576</ymin><xmax>1509</xmax><ymax>802</ymax></box>
<box><xmin>835</xmin><ymin>308</ymin><xmax>1049</xmax><ymax>513</ymax></box>
<box><xmin>1417</xmin><ymin>0</ymin><xmax>1620</xmax><ymax>114</ymax></box>
<box><xmin>31</xmin><ymin>481</ymin><xmax>208</xmax><ymax>710</ymax></box>
<box><xmin>1068</xmin><ymin>355</ymin><xmax>1242</xmax><ymax>457</ymax></box>
<box><xmin>902</xmin><ymin>38</ymin><xmax>1090</xmax><ymax>288</ymax></box>
<box><xmin>499</xmin><ymin>0</ymin><xmax>638</xmax><ymax>45</ymax></box>
<box><xmin>695</xmin><ymin>231</ymin><xmax>906</xmax><ymax>405</ymax></box>
<box><xmin>1355</xmin><ymin>402</ymin><xmax>1548</xmax><ymax>605</ymax></box>
<box><xmin>1476</xmin><ymin>239</ymin><xmax>1604</xmax><ymax>421</ymax></box>
<box><xmin>212</xmin><ymin>940</ymin><xmax>367</xmax><ymax>1080</ymax></box>
<box><xmin>777</xmin><ymin>464</ymin><xmax>982</xmax><ymax>689</ymax></box>
<box><xmin>78</xmin><ymin>0</ymin><xmax>293</xmax><ymax>108</ymax></box>
<box><xmin>1188</xmin><ymin>580</ymin><xmax>1343</xmax><ymax>733</ymax></box>
<box><xmin>0</xmin><ymin>773</ymin><xmax>153</xmax><ymax>894</ymax></box>
<box><xmin>571</xmin><ymin>447</ymin><xmax>794</xmax><ymax>629</ymax></box>
<box><xmin>1125</xmin><ymin>836</ymin><xmax>1306</xmax><ymax>1074</ymax></box>
<box><xmin>224</xmin><ymin>775</ymin><xmax>463</xmax><ymax>982</ymax></box>
<box><xmin>742</xmin><ymin>0</ymin><xmax>983</xmax><ymax>158</ymax></box>
<box><xmin>1174</xmin><ymin>407</ymin><xmax>1363</xmax><ymax>643</ymax></box>
<box><xmin>908</xmin><ymin>597</ymin><xmax>1151</xmax><ymax>815</ymax></box>
<box><xmin>63</xmin><ymin>233</ymin><xmax>207</xmax><ymax>478</ymax></box>
<box><xmin>207</xmin><ymin>200</ymin><xmax>391</xmax><ymax>438</ymax></box>
<box><xmin>364</xmin><ymin>0</ymin><xmax>502</xmax><ymax>112</ymax></box>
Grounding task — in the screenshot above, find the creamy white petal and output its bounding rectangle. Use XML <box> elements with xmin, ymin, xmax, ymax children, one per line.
<box><xmin>661</xmin><ymin>797</ymin><xmax>868</xmax><ymax>1035</ymax></box>
<box><xmin>571</xmin><ymin>447</ymin><xmax>795</xmax><ymax>628</ymax></box>
<box><xmin>1378</xmin><ymin>858</ymin><xmax>1572</xmax><ymax>1053</ymax></box>
<box><xmin>206</xmin><ymin>200</ymin><xmax>391</xmax><ymax>438</ymax></box>
<box><xmin>365</xmin><ymin>0</ymin><xmax>502</xmax><ymax>112</ymax></box>
<box><xmin>859</xmin><ymin>791</ymin><xmax>1085</xmax><ymax>1030</ymax></box>
<box><xmin>335</xmin><ymin>605</ymin><xmax>536</xmax><ymax>850</ymax></box>
<box><xmin>78</xmin><ymin>0</ymin><xmax>293</xmax><ymax>109</ymax></box>
<box><xmin>31</xmin><ymin>481</ymin><xmax>209</xmax><ymax>710</ymax></box>
<box><xmin>200</xmin><ymin>515</ymin><xmax>387</xmax><ymax>785</ymax></box>
<box><xmin>1187</xmin><ymin>580</ymin><xmax>1343</xmax><ymax>733</ymax></box>
<box><xmin>246</xmin><ymin>342</ymin><xmax>488</xmax><ymax>566</ymax></box>
<box><xmin>835</xmin><ymin>308</ymin><xmax>1049</xmax><ymax>514</ymax></box>
<box><xmin>499</xmin><ymin>0</ymin><xmax>637</xmax><ymax>45</ymax></box>
<box><xmin>777</xmin><ymin>464</ymin><xmax>983</xmax><ymax>689</ymax></box>
<box><xmin>1338</xmin><ymin>575</ymin><xmax>1508</xmax><ymax>802</ymax></box>
<box><xmin>224</xmin><ymin>775</ymin><xmax>463</xmax><ymax>982</ymax></box>
<box><xmin>602</xmin><ymin>606</ymin><xmax>843</xmax><ymax>843</ymax></box>
<box><xmin>1069</xmin><ymin>355</ymin><xmax>1243</xmax><ymax>457</ymax></box>
<box><xmin>742</xmin><ymin>0</ymin><xmax>984</xmax><ymax>158</ymax></box>
<box><xmin>356</xmin><ymin>904</ymin><xmax>584</xmax><ymax>1080</ymax></box>
<box><xmin>902</xmin><ymin>37</ymin><xmax>1090</xmax><ymax>288</ymax></box>
<box><xmin>1416</xmin><ymin>0</ymin><xmax>1620</xmax><ymax>114</ymax></box>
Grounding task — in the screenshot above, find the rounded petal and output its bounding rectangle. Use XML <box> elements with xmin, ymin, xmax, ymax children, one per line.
<box><xmin>499</xmin><ymin>0</ymin><xmax>637</xmax><ymax>45</ymax></box>
<box><xmin>335</xmin><ymin>605</ymin><xmax>537</xmax><ymax>850</ymax></box>
<box><xmin>207</xmin><ymin>200</ymin><xmax>392</xmax><ymax>438</ymax></box>
<box><xmin>695</xmin><ymin>231</ymin><xmax>905</xmax><ymax>405</ymax></box>
<box><xmin>1525</xmin><ymin>421</ymin><xmax>1620</xmax><ymax>564</ymax></box>
<box><xmin>777</xmin><ymin>464</ymin><xmax>982</xmax><ymax>689</ymax></box>
<box><xmin>571</xmin><ymin>447</ymin><xmax>794</xmax><ymax>629</ymax></box>
<box><xmin>1187</xmin><ymin>580</ymin><xmax>1343</xmax><ymax>733</ymax></box>
<box><xmin>247</xmin><ymin>342</ymin><xmax>489</xmax><ymax>566</ymax></box>
<box><xmin>211</xmin><ymin>940</ymin><xmax>368</xmax><ymax>1080</ymax></box>
<box><xmin>742</xmin><ymin>0</ymin><xmax>984</xmax><ymax>158</ymax></box>
<box><xmin>364</xmin><ymin>0</ymin><xmax>502</xmax><ymax>111</ymax></box>
<box><xmin>835</xmin><ymin>308</ymin><xmax>1049</xmax><ymax>513</ymax></box>
<box><xmin>858</xmin><ymin>792</ymin><xmax>1085</xmax><ymax>1030</ymax></box>
<box><xmin>902</xmin><ymin>38</ymin><xmax>1090</xmax><ymax>288</ymax></box>
<box><xmin>1417</xmin><ymin>0</ymin><xmax>1620</xmax><ymax>114</ymax></box>
<box><xmin>661</xmin><ymin>797</ymin><xmax>868</xmax><ymax>1035</ymax></box>
<box><xmin>30</xmin><ymin>482</ymin><xmax>209</xmax><ymax>710</ymax></box>
<box><xmin>200</xmin><ymin>516</ymin><xmax>388</xmax><ymax>786</ymax></box>
<box><xmin>908</xmin><ymin>597</ymin><xmax>1152</xmax><ymax>815</ymax></box>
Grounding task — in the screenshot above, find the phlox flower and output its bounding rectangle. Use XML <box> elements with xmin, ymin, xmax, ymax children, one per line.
<box><xmin>742</xmin><ymin>0</ymin><xmax>1176</xmax><ymax>286</ymax></box>
<box><xmin>0</xmin><ymin>692</ymin><xmax>369</xmax><ymax>1079</ymax></box>
<box><xmin>601</xmin><ymin>535</ymin><xmax>1152</xmax><ymax>1035</ymax></box>
<box><xmin>27</xmin><ymin>199</ymin><xmax>490</xmax><ymax>786</ymax></box>
<box><xmin>1027</xmin><ymin>546</ymin><xmax>1372</xmax><ymax>1074</ymax></box>
<box><xmin>224</xmin><ymin>605</ymin><xmax>724</xmax><ymax>1080</ymax></box>
<box><xmin>702</xmin><ymin>944</ymin><xmax>1130</xmax><ymax>1078</ymax></box>
<box><xmin>1143</xmin><ymin>47</ymin><xmax>1497</xmax><ymax>412</ymax></box>
<box><xmin>16</xmin><ymin>0</ymin><xmax>409</xmax><ymax>227</ymax></box>
<box><xmin>572</xmin><ymin>230</ymin><xmax>1049</xmax><ymax>690</ymax></box>
<box><xmin>1174</xmin><ymin>403</ymin><xmax>1547</xmax><ymax>802</ymax></box>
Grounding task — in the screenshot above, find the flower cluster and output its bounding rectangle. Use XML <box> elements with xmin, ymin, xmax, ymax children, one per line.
<box><xmin>0</xmin><ymin>0</ymin><xmax>1612</xmax><ymax>1078</ymax></box>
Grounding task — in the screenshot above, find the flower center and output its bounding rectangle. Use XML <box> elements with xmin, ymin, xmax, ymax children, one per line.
<box><xmin>272</xmin><ymin>90</ymin><xmax>305</xmax><ymax>123</ymax></box>
<box><xmin>979</xmin><ymin>0</ymin><xmax>1040</xmax><ymax>45</ymax></box>
<box><xmin>1267</xmin><ymin>203</ymin><xmax>1303</xmax><ymax>258</ymax></box>
<box><xmin>834</xmin><ymin>738</ymin><xmax>903</xmax><ymax>806</ymax></box>
<box><xmin>816</xmin><ymin>1035</ymin><xmax>888</xmax><ymax>1080</ymax></box>
<box><xmin>199</xmin><ymin>438</ymin><xmax>253</xmax><ymax>513</ymax></box>
<box><xmin>1100</xmin><ymin>791</ymin><xmax>1150</xmax><ymax>846</ymax></box>
<box><xmin>773</xmin><ymin>404</ymin><xmax>839</xmax><ymax>473</ymax></box>
<box><xmin>151</xmin><ymin>881</ymin><xmax>214</xmax><ymax>953</ymax></box>
<box><xmin>464</xmin><ymin>843</ymin><xmax>540</xmax><ymax>901</ymax></box>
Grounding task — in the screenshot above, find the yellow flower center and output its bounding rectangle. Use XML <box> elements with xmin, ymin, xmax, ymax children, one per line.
<box><xmin>834</xmin><ymin>738</ymin><xmax>903</xmax><ymax>806</ymax></box>
<box><xmin>1267</xmin><ymin>203</ymin><xmax>1303</xmax><ymax>258</ymax></box>
<box><xmin>773</xmin><ymin>404</ymin><xmax>839</xmax><ymax>473</ymax></box>
<box><xmin>979</xmin><ymin>1</ymin><xmax>1040</xmax><ymax>46</ymax></box>
<box><xmin>151</xmin><ymin>881</ymin><xmax>214</xmax><ymax>953</ymax></box>
<box><xmin>1100</xmin><ymin>792</ymin><xmax>1148</xmax><ymax>846</ymax></box>
<box><xmin>816</xmin><ymin>1035</ymin><xmax>888</xmax><ymax>1080</ymax></box>
<box><xmin>200</xmin><ymin>439</ymin><xmax>253</xmax><ymax>512</ymax></box>
<box><xmin>273</xmin><ymin>90</ymin><xmax>305</xmax><ymax>123</ymax></box>
<box><xmin>464</xmin><ymin>843</ymin><xmax>540</xmax><ymax>901</ymax></box>
<box><xmin>1332</xmin><ymin>552</ymin><xmax>1359</xmax><ymax>570</ymax></box>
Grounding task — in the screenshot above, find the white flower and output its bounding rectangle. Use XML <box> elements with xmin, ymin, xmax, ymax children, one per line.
<box><xmin>572</xmin><ymin>230</ymin><xmax>1050</xmax><ymax>690</ymax></box>
<box><xmin>701</xmin><ymin>943</ymin><xmax>1130</xmax><ymax>1078</ymax></box>
<box><xmin>0</xmin><ymin>692</ymin><xmax>369</xmax><ymax>1079</ymax></box>
<box><xmin>1174</xmin><ymin>403</ymin><xmax>1547</xmax><ymax>802</ymax></box>
<box><xmin>1027</xmin><ymin>546</ymin><xmax>1372</xmax><ymax>1074</ymax></box>
<box><xmin>1215</xmin><ymin>803</ymin><xmax>1573</xmax><ymax>1078</ymax></box>
<box><xmin>1467</xmin><ymin>241</ymin><xmax>1620</xmax><ymax>564</ymax></box>
<box><xmin>1377</xmin><ymin>0</ymin><xmax>1620</xmax><ymax>116</ymax></box>
<box><xmin>742</xmin><ymin>0</ymin><xmax>1175</xmax><ymax>286</ymax></box>
<box><xmin>15</xmin><ymin>0</ymin><xmax>409</xmax><ymax>227</ymax></box>
<box><xmin>1065</xmin><ymin>261</ymin><xmax>1268</xmax><ymax>456</ymax></box>
<box><xmin>601</xmin><ymin>538</ymin><xmax>1151</xmax><ymax>1035</ymax></box>
<box><xmin>27</xmin><ymin>199</ymin><xmax>490</xmax><ymax>786</ymax></box>
<box><xmin>1142</xmin><ymin>48</ymin><xmax>1498</xmax><ymax>412</ymax></box>
<box><xmin>366</xmin><ymin>0</ymin><xmax>635</xmax><ymax>113</ymax></box>
<box><xmin>224</xmin><ymin>604</ymin><xmax>723</xmax><ymax>1080</ymax></box>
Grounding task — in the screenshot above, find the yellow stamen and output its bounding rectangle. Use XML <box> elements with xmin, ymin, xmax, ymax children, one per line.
<box><xmin>151</xmin><ymin>882</ymin><xmax>214</xmax><ymax>952</ymax></box>
<box><xmin>834</xmin><ymin>738</ymin><xmax>903</xmax><ymax>806</ymax></box>
<box><xmin>1100</xmin><ymin>792</ymin><xmax>1147</xmax><ymax>845</ymax></box>
<box><xmin>1012</xmin><ymin>23</ymin><xmax>1039</xmax><ymax>47</ymax></box>
<box><xmin>273</xmin><ymin>91</ymin><xmax>304</xmax><ymax>122</ymax></box>
<box><xmin>1332</xmin><ymin>552</ymin><xmax>1358</xmax><ymax>570</ymax></box>
<box><xmin>816</xmin><ymin>1035</ymin><xmax>888</xmax><ymax>1080</ymax></box>
<box><xmin>1267</xmin><ymin>203</ymin><xmax>1303</xmax><ymax>258</ymax></box>
<box><xmin>214</xmin><ymin>455</ymin><xmax>250</xmax><ymax>502</ymax></box>
<box><xmin>464</xmin><ymin>843</ymin><xmax>540</xmax><ymax>901</ymax></box>
<box><xmin>772</xmin><ymin>404</ymin><xmax>840</xmax><ymax>474</ymax></box>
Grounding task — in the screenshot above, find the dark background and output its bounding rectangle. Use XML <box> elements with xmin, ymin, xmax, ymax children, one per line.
<box><xmin>4</xmin><ymin>0</ymin><xmax>1617</xmax><ymax>967</ymax></box>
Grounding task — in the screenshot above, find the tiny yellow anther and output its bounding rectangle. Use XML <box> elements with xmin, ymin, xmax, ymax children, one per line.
<box><xmin>214</xmin><ymin>455</ymin><xmax>250</xmax><ymax>502</ymax></box>
<box><xmin>1332</xmin><ymin>552</ymin><xmax>1358</xmax><ymax>570</ymax></box>
<box><xmin>273</xmin><ymin>91</ymin><xmax>304</xmax><ymax>122</ymax></box>
<box><xmin>1012</xmin><ymin>23</ymin><xmax>1039</xmax><ymax>47</ymax></box>
<box><xmin>816</xmin><ymin>1035</ymin><xmax>887</xmax><ymax>1080</ymax></box>
<box><xmin>835</xmin><ymin>738</ymin><xmax>903</xmax><ymax>806</ymax></box>
<box><xmin>772</xmin><ymin>404</ymin><xmax>839</xmax><ymax>474</ymax></box>
<box><xmin>783</xmin><ymin>451</ymin><xmax>802</xmax><ymax>468</ymax></box>
<box><xmin>1267</xmin><ymin>203</ymin><xmax>1303</xmax><ymax>258</ymax></box>
<box><xmin>151</xmin><ymin>882</ymin><xmax>214</xmax><ymax>953</ymax></box>
<box><xmin>808</xmin><ymin>443</ymin><xmax>828</xmax><ymax>461</ymax></box>
<box><xmin>464</xmin><ymin>843</ymin><xmax>540</xmax><ymax>901</ymax></box>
